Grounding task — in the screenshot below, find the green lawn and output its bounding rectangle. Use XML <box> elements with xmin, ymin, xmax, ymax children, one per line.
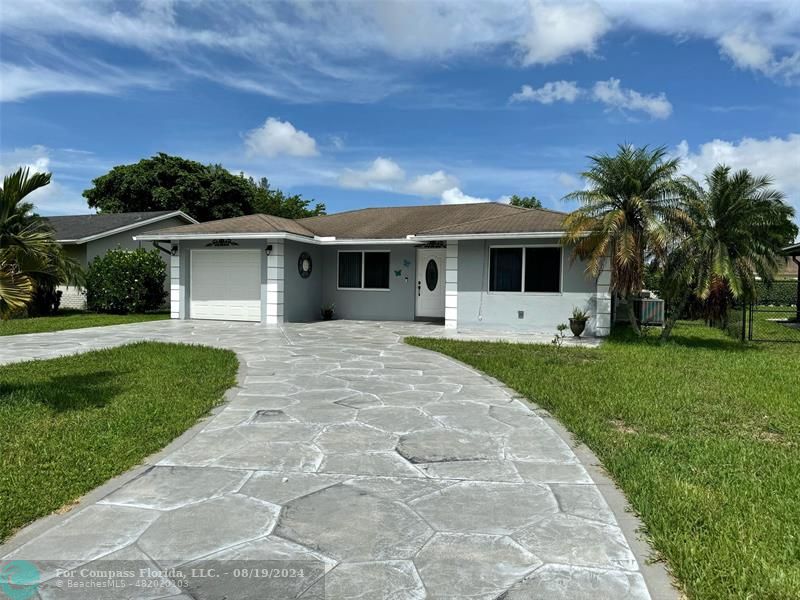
<box><xmin>0</xmin><ymin>343</ymin><xmax>238</xmax><ymax>541</ymax></box>
<box><xmin>408</xmin><ymin>323</ymin><xmax>800</xmax><ymax>600</ymax></box>
<box><xmin>0</xmin><ymin>310</ymin><xmax>169</xmax><ymax>336</ymax></box>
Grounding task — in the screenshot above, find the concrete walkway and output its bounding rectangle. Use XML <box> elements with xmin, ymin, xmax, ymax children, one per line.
<box><xmin>1</xmin><ymin>320</ymin><xmax>659</xmax><ymax>599</ymax></box>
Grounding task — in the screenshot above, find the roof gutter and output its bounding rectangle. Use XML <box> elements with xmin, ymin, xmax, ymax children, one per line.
<box><xmin>406</xmin><ymin>231</ymin><xmax>568</xmax><ymax>241</ymax></box>
<box><xmin>134</xmin><ymin>232</ymin><xmax>420</xmax><ymax>245</ymax></box>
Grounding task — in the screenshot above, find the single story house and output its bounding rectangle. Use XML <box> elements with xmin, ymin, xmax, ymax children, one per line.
<box><xmin>135</xmin><ymin>203</ymin><xmax>611</xmax><ymax>336</ymax></box>
<box><xmin>46</xmin><ymin>210</ymin><xmax>197</xmax><ymax>308</ymax></box>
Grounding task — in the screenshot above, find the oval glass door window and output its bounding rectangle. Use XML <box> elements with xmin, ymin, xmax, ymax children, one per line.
<box><xmin>425</xmin><ymin>259</ymin><xmax>438</xmax><ymax>291</ymax></box>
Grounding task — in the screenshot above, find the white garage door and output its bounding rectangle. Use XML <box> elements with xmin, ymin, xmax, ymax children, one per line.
<box><xmin>190</xmin><ymin>250</ymin><xmax>261</xmax><ymax>321</ymax></box>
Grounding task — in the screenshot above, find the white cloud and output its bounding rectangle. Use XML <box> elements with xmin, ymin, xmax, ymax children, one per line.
<box><xmin>338</xmin><ymin>157</ymin><xmax>406</xmax><ymax>189</ymax></box>
<box><xmin>440</xmin><ymin>187</ymin><xmax>494</xmax><ymax>205</ymax></box>
<box><xmin>244</xmin><ymin>118</ymin><xmax>319</xmax><ymax>158</ymax></box>
<box><xmin>512</xmin><ymin>78</ymin><xmax>671</xmax><ymax>119</ymax></box>
<box><xmin>338</xmin><ymin>158</ymin><xmax>461</xmax><ymax>197</ymax></box>
<box><xmin>0</xmin><ymin>145</ymin><xmax>88</xmax><ymax>214</ymax></box>
<box><xmin>407</xmin><ymin>170</ymin><xmax>460</xmax><ymax>196</ymax></box>
<box><xmin>519</xmin><ymin>0</ymin><xmax>610</xmax><ymax>65</ymax></box>
<box><xmin>0</xmin><ymin>63</ymin><xmax>164</xmax><ymax>102</ymax></box>
<box><xmin>557</xmin><ymin>172</ymin><xmax>581</xmax><ymax>189</ymax></box>
<box><xmin>719</xmin><ymin>30</ymin><xmax>800</xmax><ymax>80</ymax></box>
<box><xmin>674</xmin><ymin>134</ymin><xmax>800</xmax><ymax>213</ymax></box>
<box><xmin>510</xmin><ymin>80</ymin><xmax>582</xmax><ymax>104</ymax></box>
<box><xmin>591</xmin><ymin>78</ymin><xmax>672</xmax><ymax>119</ymax></box>
<box><xmin>3</xmin><ymin>0</ymin><xmax>800</xmax><ymax>105</ymax></box>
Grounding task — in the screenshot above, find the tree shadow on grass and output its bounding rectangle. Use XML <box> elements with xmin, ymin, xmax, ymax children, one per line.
<box><xmin>611</xmin><ymin>321</ymin><xmax>757</xmax><ymax>353</ymax></box>
<box><xmin>0</xmin><ymin>370</ymin><xmax>127</xmax><ymax>412</ymax></box>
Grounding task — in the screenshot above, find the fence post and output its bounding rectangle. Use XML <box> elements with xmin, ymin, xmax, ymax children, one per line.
<box><xmin>741</xmin><ymin>304</ymin><xmax>746</xmax><ymax>342</ymax></box>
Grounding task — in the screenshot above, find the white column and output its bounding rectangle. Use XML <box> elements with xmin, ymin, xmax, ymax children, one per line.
<box><xmin>445</xmin><ymin>241</ymin><xmax>458</xmax><ymax>329</ymax></box>
<box><xmin>170</xmin><ymin>243</ymin><xmax>181</xmax><ymax>319</ymax></box>
<box><xmin>595</xmin><ymin>257</ymin><xmax>612</xmax><ymax>337</ymax></box>
<box><xmin>266</xmin><ymin>241</ymin><xmax>285</xmax><ymax>325</ymax></box>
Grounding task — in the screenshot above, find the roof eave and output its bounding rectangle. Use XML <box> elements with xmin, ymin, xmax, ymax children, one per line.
<box><xmin>783</xmin><ymin>242</ymin><xmax>800</xmax><ymax>255</ymax></box>
<box><xmin>56</xmin><ymin>211</ymin><xmax>197</xmax><ymax>244</ymax></box>
<box><xmin>134</xmin><ymin>231</ymin><xmax>421</xmax><ymax>245</ymax></box>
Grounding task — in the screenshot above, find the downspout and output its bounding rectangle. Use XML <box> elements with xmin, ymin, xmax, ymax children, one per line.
<box><xmin>152</xmin><ymin>242</ymin><xmax>174</xmax><ymax>256</ymax></box>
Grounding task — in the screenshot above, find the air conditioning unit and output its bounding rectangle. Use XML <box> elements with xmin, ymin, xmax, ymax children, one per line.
<box><xmin>636</xmin><ymin>298</ymin><xmax>664</xmax><ymax>326</ymax></box>
<box><xmin>614</xmin><ymin>297</ymin><xmax>665</xmax><ymax>326</ymax></box>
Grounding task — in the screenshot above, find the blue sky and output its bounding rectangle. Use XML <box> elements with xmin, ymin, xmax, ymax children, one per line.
<box><xmin>1</xmin><ymin>0</ymin><xmax>799</xmax><ymax>220</ymax></box>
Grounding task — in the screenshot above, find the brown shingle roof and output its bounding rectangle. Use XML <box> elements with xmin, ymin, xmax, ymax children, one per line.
<box><xmin>139</xmin><ymin>203</ymin><xmax>569</xmax><ymax>240</ymax></box>
<box><xmin>297</xmin><ymin>203</ymin><xmax>564</xmax><ymax>238</ymax></box>
<box><xmin>415</xmin><ymin>207</ymin><xmax>565</xmax><ymax>236</ymax></box>
<box><xmin>143</xmin><ymin>213</ymin><xmax>316</xmax><ymax>238</ymax></box>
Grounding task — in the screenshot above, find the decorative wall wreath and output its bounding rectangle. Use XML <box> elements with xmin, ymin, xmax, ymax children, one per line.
<box><xmin>298</xmin><ymin>252</ymin><xmax>313</xmax><ymax>278</ymax></box>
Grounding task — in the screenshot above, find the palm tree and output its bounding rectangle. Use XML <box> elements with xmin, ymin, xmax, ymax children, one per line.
<box><xmin>563</xmin><ymin>145</ymin><xmax>687</xmax><ymax>335</ymax></box>
<box><xmin>0</xmin><ymin>168</ymin><xmax>83</xmax><ymax>318</ymax></box>
<box><xmin>660</xmin><ymin>165</ymin><xmax>797</xmax><ymax>340</ymax></box>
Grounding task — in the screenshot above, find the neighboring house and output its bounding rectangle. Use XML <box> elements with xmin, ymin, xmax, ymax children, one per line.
<box><xmin>46</xmin><ymin>210</ymin><xmax>197</xmax><ymax>309</ymax></box>
<box><xmin>136</xmin><ymin>203</ymin><xmax>612</xmax><ymax>336</ymax></box>
<box><xmin>777</xmin><ymin>252</ymin><xmax>799</xmax><ymax>280</ymax></box>
<box><xmin>784</xmin><ymin>242</ymin><xmax>800</xmax><ymax>321</ymax></box>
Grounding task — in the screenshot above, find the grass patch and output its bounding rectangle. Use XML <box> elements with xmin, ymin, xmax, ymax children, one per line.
<box><xmin>0</xmin><ymin>310</ymin><xmax>170</xmax><ymax>337</ymax></box>
<box><xmin>0</xmin><ymin>342</ymin><xmax>238</xmax><ymax>541</ymax></box>
<box><xmin>408</xmin><ymin>323</ymin><xmax>800</xmax><ymax>600</ymax></box>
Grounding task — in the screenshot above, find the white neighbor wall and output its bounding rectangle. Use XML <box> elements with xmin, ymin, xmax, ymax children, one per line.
<box><xmin>595</xmin><ymin>257</ymin><xmax>612</xmax><ymax>336</ymax></box>
<box><xmin>170</xmin><ymin>245</ymin><xmax>181</xmax><ymax>319</ymax></box>
<box><xmin>266</xmin><ymin>241</ymin><xmax>284</xmax><ymax>324</ymax></box>
<box><xmin>445</xmin><ymin>241</ymin><xmax>458</xmax><ymax>329</ymax></box>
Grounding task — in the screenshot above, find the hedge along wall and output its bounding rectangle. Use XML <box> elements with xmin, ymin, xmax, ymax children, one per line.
<box><xmin>755</xmin><ymin>279</ymin><xmax>797</xmax><ymax>306</ymax></box>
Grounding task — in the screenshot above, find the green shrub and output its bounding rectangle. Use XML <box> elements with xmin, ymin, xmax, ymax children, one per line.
<box><xmin>755</xmin><ymin>279</ymin><xmax>796</xmax><ymax>306</ymax></box>
<box><xmin>86</xmin><ymin>248</ymin><xmax>166</xmax><ymax>314</ymax></box>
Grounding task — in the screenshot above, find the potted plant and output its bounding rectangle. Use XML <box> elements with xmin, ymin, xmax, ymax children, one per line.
<box><xmin>321</xmin><ymin>303</ymin><xmax>335</xmax><ymax>320</ymax></box>
<box><xmin>569</xmin><ymin>307</ymin><xmax>589</xmax><ymax>337</ymax></box>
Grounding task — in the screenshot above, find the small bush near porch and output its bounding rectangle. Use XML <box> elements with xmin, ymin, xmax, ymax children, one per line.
<box><xmin>0</xmin><ymin>342</ymin><xmax>237</xmax><ymax>541</ymax></box>
<box><xmin>408</xmin><ymin>323</ymin><xmax>800</xmax><ymax>600</ymax></box>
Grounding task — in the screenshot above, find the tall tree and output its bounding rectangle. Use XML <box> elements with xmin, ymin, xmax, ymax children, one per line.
<box><xmin>84</xmin><ymin>154</ymin><xmax>255</xmax><ymax>221</ymax></box>
<box><xmin>1</xmin><ymin>168</ymin><xmax>82</xmax><ymax>318</ymax></box>
<box><xmin>83</xmin><ymin>154</ymin><xmax>325</xmax><ymax>221</ymax></box>
<box><xmin>509</xmin><ymin>194</ymin><xmax>542</xmax><ymax>209</ymax></box>
<box><xmin>659</xmin><ymin>165</ymin><xmax>797</xmax><ymax>340</ymax></box>
<box><xmin>250</xmin><ymin>177</ymin><xmax>325</xmax><ymax>219</ymax></box>
<box><xmin>563</xmin><ymin>145</ymin><xmax>685</xmax><ymax>335</ymax></box>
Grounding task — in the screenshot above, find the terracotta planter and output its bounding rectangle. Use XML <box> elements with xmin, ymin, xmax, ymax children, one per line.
<box><xmin>569</xmin><ymin>318</ymin><xmax>587</xmax><ymax>337</ymax></box>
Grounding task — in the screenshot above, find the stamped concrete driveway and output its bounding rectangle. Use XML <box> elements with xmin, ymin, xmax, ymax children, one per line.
<box><xmin>1</xmin><ymin>320</ymin><xmax>654</xmax><ymax>599</ymax></box>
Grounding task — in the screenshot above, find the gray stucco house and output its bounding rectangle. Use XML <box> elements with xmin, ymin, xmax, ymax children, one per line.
<box><xmin>45</xmin><ymin>210</ymin><xmax>197</xmax><ymax>308</ymax></box>
<box><xmin>136</xmin><ymin>203</ymin><xmax>612</xmax><ymax>336</ymax></box>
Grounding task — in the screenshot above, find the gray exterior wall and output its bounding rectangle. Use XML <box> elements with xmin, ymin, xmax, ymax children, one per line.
<box><xmin>168</xmin><ymin>236</ymin><xmax>601</xmax><ymax>334</ymax></box>
<box><xmin>321</xmin><ymin>245</ymin><xmax>417</xmax><ymax>321</ymax></box>
<box><xmin>284</xmin><ymin>240</ymin><xmax>323</xmax><ymax>322</ymax></box>
<box><xmin>457</xmin><ymin>238</ymin><xmax>599</xmax><ymax>334</ymax></box>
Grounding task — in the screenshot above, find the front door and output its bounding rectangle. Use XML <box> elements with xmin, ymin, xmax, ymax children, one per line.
<box><xmin>415</xmin><ymin>248</ymin><xmax>446</xmax><ymax>318</ymax></box>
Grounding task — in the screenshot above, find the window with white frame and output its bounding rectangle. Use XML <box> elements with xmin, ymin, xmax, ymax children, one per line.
<box><xmin>489</xmin><ymin>246</ymin><xmax>561</xmax><ymax>293</ymax></box>
<box><xmin>338</xmin><ymin>251</ymin><xmax>390</xmax><ymax>289</ymax></box>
